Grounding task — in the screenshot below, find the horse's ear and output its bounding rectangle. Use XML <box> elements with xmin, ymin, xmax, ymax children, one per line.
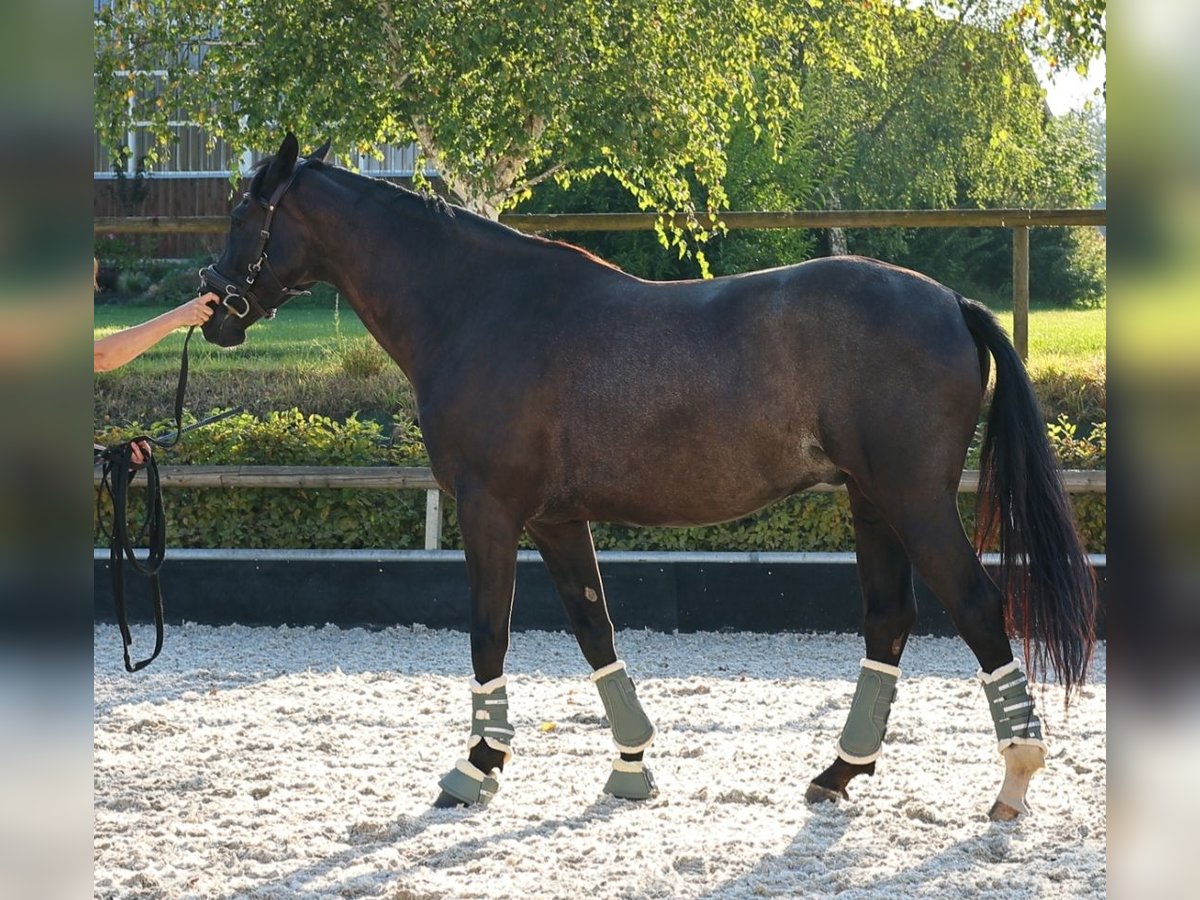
<box><xmin>307</xmin><ymin>138</ymin><xmax>332</xmax><ymax>163</ymax></box>
<box><xmin>263</xmin><ymin>132</ymin><xmax>301</xmax><ymax>191</ymax></box>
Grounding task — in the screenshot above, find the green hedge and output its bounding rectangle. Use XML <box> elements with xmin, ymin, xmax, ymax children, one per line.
<box><xmin>95</xmin><ymin>360</ymin><xmax>1103</xmax><ymax>440</ymax></box>
<box><xmin>95</xmin><ymin>410</ymin><xmax>1105</xmax><ymax>553</ymax></box>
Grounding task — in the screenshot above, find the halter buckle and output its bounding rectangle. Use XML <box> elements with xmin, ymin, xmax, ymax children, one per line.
<box><xmin>223</xmin><ymin>293</ymin><xmax>252</xmax><ymax>318</ymax></box>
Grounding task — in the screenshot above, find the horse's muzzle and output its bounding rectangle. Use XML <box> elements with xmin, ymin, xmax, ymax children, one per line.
<box><xmin>201</xmin><ymin>310</ymin><xmax>246</xmax><ymax>347</ymax></box>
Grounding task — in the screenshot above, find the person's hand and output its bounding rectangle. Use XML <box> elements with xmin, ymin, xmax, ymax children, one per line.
<box><xmin>129</xmin><ymin>439</ymin><xmax>152</xmax><ymax>469</ymax></box>
<box><xmin>174</xmin><ymin>293</ymin><xmax>219</xmax><ymax>328</ymax></box>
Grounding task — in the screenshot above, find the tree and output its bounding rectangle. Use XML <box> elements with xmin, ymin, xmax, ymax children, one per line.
<box><xmin>519</xmin><ymin>2</ymin><xmax>1104</xmax><ymax>304</ymax></box>
<box><xmin>95</xmin><ymin>0</ymin><xmax>816</xmax><ymax>225</ymax></box>
<box><xmin>784</xmin><ymin>1</ymin><xmax>1103</xmax><ymax>257</ymax></box>
<box><xmin>94</xmin><ymin>0</ymin><xmax>1104</xmax><ymax>230</ymax></box>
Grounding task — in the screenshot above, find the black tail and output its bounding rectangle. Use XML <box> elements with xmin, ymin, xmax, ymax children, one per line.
<box><xmin>958</xmin><ymin>296</ymin><xmax>1097</xmax><ymax>697</ymax></box>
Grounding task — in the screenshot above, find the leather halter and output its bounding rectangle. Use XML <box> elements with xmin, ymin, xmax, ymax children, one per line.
<box><xmin>199</xmin><ymin>158</ymin><xmax>313</xmax><ymax>319</ymax></box>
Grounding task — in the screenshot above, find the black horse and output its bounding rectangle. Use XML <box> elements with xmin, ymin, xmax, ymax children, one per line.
<box><xmin>202</xmin><ymin>134</ymin><xmax>1096</xmax><ymax>819</ymax></box>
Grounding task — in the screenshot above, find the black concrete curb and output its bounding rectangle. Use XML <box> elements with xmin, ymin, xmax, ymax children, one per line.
<box><xmin>95</xmin><ymin>550</ymin><xmax>1106</xmax><ymax>638</ymax></box>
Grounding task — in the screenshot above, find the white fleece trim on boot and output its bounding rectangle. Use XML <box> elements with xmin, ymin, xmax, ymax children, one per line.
<box><xmin>998</xmin><ymin>736</ymin><xmax>1048</xmax><ymax>755</ymax></box>
<box><xmin>471</xmin><ymin>675</ymin><xmax>508</xmax><ymax>693</ymax></box>
<box><xmin>466</xmin><ymin>734</ymin><xmax>513</xmax><ymax>763</ymax></box>
<box><xmin>611</xmin><ymin>758</ymin><xmax>645</xmax><ymax>774</ymax></box>
<box><xmin>978</xmin><ymin>659</ymin><xmax>1022</xmax><ymax>684</ymax></box>
<box><xmin>836</xmin><ymin>746</ymin><xmax>883</xmax><ymax>765</ymax></box>
<box><xmin>590</xmin><ymin>660</ymin><xmax>627</xmax><ymax>681</ymax></box>
<box><xmin>613</xmin><ymin>733</ymin><xmax>656</xmax><ymax>754</ymax></box>
<box><xmin>859</xmin><ymin>657</ymin><xmax>902</xmax><ymax>678</ymax></box>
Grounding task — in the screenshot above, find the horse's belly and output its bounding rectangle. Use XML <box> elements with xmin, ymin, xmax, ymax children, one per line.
<box><xmin>589</xmin><ymin>491</ymin><xmax>789</xmax><ymax>529</ymax></box>
<box><xmin>561</xmin><ymin>451</ymin><xmax>842</xmax><ymax>528</ymax></box>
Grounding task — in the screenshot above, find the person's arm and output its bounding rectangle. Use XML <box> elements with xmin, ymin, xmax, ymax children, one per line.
<box><xmin>93</xmin><ymin>294</ymin><xmax>219</xmax><ymax>372</ymax></box>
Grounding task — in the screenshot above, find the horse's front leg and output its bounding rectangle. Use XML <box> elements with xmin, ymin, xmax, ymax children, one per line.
<box><xmin>434</xmin><ymin>487</ymin><xmax>522</xmax><ymax>808</ymax></box>
<box><xmin>527</xmin><ymin>519</ymin><xmax>658</xmax><ymax>800</ymax></box>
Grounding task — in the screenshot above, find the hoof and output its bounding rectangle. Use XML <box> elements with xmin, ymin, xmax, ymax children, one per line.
<box><xmin>987</xmin><ymin>799</ymin><xmax>1025</xmax><ymax>822</ymax></box>
<box><xmin>433</xmin><ymin>789</ymin><xmax>468</xmax><ymax>809</ymax></box>
<box><xmin>805</xmin><ymin>782</ymin><xmax>848</xmax><ymax>805</ymax></box>
<box><xmin>603</xmin><ymin>760</ymin><xmax>658</xmax><ymax>800</ymax></box>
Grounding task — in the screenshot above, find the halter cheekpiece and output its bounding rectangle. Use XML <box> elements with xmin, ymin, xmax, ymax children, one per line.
<box><xmin>199</xmin><ymin>158</ymin><xmax>313</xmax><ymax>318</ymax></box>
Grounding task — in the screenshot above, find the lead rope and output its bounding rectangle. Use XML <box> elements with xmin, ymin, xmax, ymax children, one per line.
<box><xmin>95</xmin><ymin>325</ymin><xmax>243</xmax><ymax>671</ymax></box>
<box><xmin>97</xmin><ymin>441</ymin><xmax>166</xmax><ymax>671</ymax></box>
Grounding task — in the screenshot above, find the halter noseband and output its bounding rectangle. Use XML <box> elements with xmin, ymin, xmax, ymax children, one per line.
<box><xmin>200</xmin><ymin>158</ymin><xmax>313</xmax><ymax>319</ymax></box>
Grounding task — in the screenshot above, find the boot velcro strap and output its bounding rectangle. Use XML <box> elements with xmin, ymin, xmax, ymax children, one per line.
<box><xmin>467</xmin><ymin>678</ymin><xmax>514</xmax><ymax>763</ymax></box>
<box><xmin>979</xmin><ymin>661</ymin><xmax>1045</xmax><ymax>753</ymax></box>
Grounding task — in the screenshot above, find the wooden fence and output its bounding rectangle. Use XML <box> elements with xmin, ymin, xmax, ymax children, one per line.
<box><xmin>93</xmin><ymin>465</ymin><xmax>1106</xmax><ymax>551</ymax></box>
<box><xmin>94</xmin><ymin>207</ymin><xmax>1106</xmax><ymax>361</ymax></box>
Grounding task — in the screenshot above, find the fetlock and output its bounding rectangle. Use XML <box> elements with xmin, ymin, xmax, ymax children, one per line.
<box><xmin>592</xmin><ymin>661</ymin><xmax>658</xmax><ymax>799</ymax></box>
<box><xmin>438</xmin><ymin>675</ymin><xmax>514</xmax><ymax>806</ymax></box>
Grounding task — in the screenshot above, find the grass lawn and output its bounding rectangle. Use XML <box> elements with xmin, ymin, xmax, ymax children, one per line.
<box><xmin>1005</xmin><ymin>306</ymin><xmax>1106</xmax><ymax>372</ymax></box>
<box><xmin>93</xmin><ymin>304</ymin><xmax>373</xmax><ymax>374</ymax></box>
<box><xmin>95</xmin><ymin>301</ymin><xmax>1106</xmax><ymax>376</ymax></box>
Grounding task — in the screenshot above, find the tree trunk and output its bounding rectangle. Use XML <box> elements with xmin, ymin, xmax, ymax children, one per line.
<box><xmin>412</xmin><ymin>119</ymin><xmax>548</xmax><ymax>222</ymax></box>
<box><xmin>826</xmin><ymin>190</ymin><xmax>849</xmax><ymax>256</ymax></box>
<box><xmin>828</xmin><ymin>227</ymin><xmax>849</xmax><ymax>256</ymax></box>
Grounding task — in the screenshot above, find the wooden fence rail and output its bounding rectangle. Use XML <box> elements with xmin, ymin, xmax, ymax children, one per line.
<box><xmin>94</xmin><ymin>207</ymin><xmax>1106</xmax><ymax>362</ymax></box>
<box><xmin>94</xmin><ymin>465</ymin><xmax>1106</xmax><ymax>550</ymax></box>
<box><xmin>93</xmin><ymin>207</ymin><xmax>1106</xmax><ymax>234</ymax></box>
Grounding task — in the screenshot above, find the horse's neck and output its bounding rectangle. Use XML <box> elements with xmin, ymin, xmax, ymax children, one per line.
<box><xmin>305</xmin><ymin>178</ymin><xmax>631</xmax><ymax>389</ymax></box>
<box><xmin>307</xmin><ymin>194</ymin><xmax>512</xmax><ymax>387</ymax></box>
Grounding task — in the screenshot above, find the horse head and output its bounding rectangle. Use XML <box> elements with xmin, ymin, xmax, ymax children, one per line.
<box><xmin>201</xmin><ymin>132</ymin><xmax>331</xmax><ymax>347</ymax></box>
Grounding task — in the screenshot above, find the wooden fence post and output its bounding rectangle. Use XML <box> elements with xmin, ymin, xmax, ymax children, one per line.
<box><xmin>1012</xmin><ymin>225</ymin><xmax>1030</xmax><ymax>362</ymax></box>
<box><xmin>424</xmin><ymin>489</ymin><xmax>443</xmax><ymax>550</ymax></box>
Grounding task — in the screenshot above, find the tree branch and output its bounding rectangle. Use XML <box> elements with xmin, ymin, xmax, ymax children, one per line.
<box><xmin>861</xmin><ymin>0</ymin><xmax>981</xmax><ymax>145</ymax></box>
<box><xmin>375</xmin><ymin>0</ymin><xmax>413</xmax><ymax>93</ymax></box>
<box><xmin>515</xmin><ymin>162</ymin><xmax>566</xmax><ymax>193</ymax></box>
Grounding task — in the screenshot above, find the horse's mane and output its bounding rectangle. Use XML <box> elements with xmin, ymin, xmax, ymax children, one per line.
<box><xmin>252</xmin><ymin>154</ymin><xmax>626</xmax><ymax>275</ymax></box>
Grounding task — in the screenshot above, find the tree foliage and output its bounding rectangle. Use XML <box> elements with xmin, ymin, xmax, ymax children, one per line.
<box><xmin>516</xmin><ymin>2</ymin><xmax>1104</xmax><ymax>298</ymax></box>
<box><xmin>95</xmin><ymin>0</ymin><xmax>1104</xmax><ymax>228</ymax></box>
<box><xmin>96</xmin><ymin>0</ymin><xmax>813</xmax><ymax>225</ymax></box>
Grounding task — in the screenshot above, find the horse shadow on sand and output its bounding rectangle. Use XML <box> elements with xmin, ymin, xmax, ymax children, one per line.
<box><xmin>695</xmin><ymin>808</ymin><xmax>1093</xmax><ymax>898</ymax></box>
<box><xmin>218</xmin><ymin>794</ymin><xmax>622</xmax><ymax>900</ymax></box>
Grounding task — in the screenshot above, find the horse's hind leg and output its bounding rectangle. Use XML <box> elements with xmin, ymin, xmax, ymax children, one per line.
<box><xmin>807</xmin><ymin>481</ymin><xmax>917</xmax><ymax>804</ymax></box>
<box><xmin>881</xmin><ymin>491</ymin><xmax>1046</xmax><ymax>820</ymax></box>
<box><xmin>434</xmin><ymin>486</ymin><xmax>522</xmax><ymax>808</ymax></box>
<box><xmin>527</xmin><ymin>519</ymin><xmax>658</xmax><ymax>800</ymax></box>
